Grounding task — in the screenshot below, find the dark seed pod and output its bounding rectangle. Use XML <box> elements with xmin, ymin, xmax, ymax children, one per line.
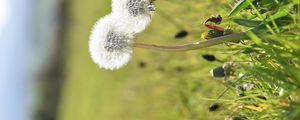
<box><xmin>207</xmin><ymin>30</ymin><xmax>224</xmax><ymax>38</ymax></box>
<box><xmin>206</xmin><ymin>15</ymin><xmax>222</xmax><ymax>24</ymax></box>
<box><xmin>209</xmin><ymin>103</ymin><xmax>220</xmax><ymax>111</ymax></box>
<box><xmin>257</xmin><ymin>95</ymin><xmax>267</xmax><ymax>100</ymax></box>
<box><xmin>238</xmin><ymin>93</ymin><xmax>246</xmax><ymax>97</ymax></box>
<box><xmin>237</xmin><ymin>85</ymin><xmax>247</xmax><ymax>91</ymax></box>
<box><xmin>210</xmin><ymin>66</ymin><xmax>225</xmax><ymax>77</ymax></box>
<box><xmin>176</xmin><ymin>66</ymin><xmax>183</xmax><ymax>72</ymax></box>
<box><xmin>138</xmin><ymin>61</ymin><xmax>146</xmax><ymax>68</ymax></box>
<box><xmin>175</xmin><ymin>30</ymin><xmax>188</xmax><ymax>38</ymax></box>
<box><xmin>202</xmin><ymin>54</ymin><xmax>216</xmax><ymax>62</ymax></box>
<box><xmin>214</xmin><ymin>15</ymin><xmax>222</xmax><ymax>24</ymax></box>
<box><xmin>231</xmin><ymin>116</ymin><xmax>246</xmax><ymax>120</ymax></box>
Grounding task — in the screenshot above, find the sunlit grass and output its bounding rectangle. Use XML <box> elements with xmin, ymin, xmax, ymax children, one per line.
<box><xmin>58</xmin><ymin>0</ymin><xmax>300</xmax><ymax>120</ymax></box>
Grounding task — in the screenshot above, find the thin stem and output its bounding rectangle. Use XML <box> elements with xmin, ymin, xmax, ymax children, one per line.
<box><xmin>156</xmin><ymin>8</ymin><xmax>184</xmax><ymax>29</ymax></box>
<box><xmin>133</xmin><ymin>32</ymin><xmax>248</xmax><ymax>52</ymax></box>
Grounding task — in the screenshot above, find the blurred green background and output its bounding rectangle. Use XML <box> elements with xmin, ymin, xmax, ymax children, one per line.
<box><xmin>57</xmin><ymin>0</ymin><xmax>232</xmax><ymax>120</ymax></box>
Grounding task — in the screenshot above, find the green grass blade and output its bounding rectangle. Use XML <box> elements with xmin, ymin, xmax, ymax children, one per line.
<box><xmin>233</xmin><ymin>18</ymin><xmax>262</xmax><ymax>27</ymax></box>
<box><xmin>228</xmin><ymin>0</ymin><xmax>250</xmax><ymax>17</ymax></box>
<box><xmin>265</xmin><ymin>7</ymin><xmax>289</xmax><ymax>22</ymax></box>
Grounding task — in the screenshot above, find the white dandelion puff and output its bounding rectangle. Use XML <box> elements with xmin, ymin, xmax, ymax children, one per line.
<box><xmin>89</xmin><ymin>14</ymin><xmax>134</xmax><ymax>70</ymax></box>
<box><xmin>126</xmin><ymin>0</ymin><xmax>155</xmax><ymax>17</ymax></box>
<box><xmin>89</xmin><ymin>0</ymin><xmax>156</xmax><ymax>70</ymax></box>
<box><xmin>112</xmin><ymin>0</ymin><xmax>155</xmax><ymax>33</ymax></box>
<box><xmin>112</xmin><ymin>0</ymin><xmax>155</xmax><ymax>16</ymax></box>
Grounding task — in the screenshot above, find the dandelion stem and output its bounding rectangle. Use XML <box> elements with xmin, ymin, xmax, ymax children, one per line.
<box><xmin>133</xmin><ymin>32</ymin><xmax>248</xmax><ymax>52</ymax></box>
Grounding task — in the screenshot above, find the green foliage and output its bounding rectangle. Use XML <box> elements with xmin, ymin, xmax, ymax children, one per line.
<box><xmin>216</xmin><ymin>0</ymin><xmax>300</xmax><ymax>119</ymax></box>
<box><xmin>173</xmin><ymin>0</ymin><xmax>299</xmax><ymax>119</ymax></box>
<box><xmin>233</xmin><ymin>18</ymin><xmax>262</xmax><ymax>27</ymax></box>
<box><xmin>228</xmin><ymin>0</ymin><xmax>250</xmax><ymax>17</ymax></box>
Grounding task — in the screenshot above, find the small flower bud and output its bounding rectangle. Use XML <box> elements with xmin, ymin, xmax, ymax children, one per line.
<box><xmin>201</xmin><ymin>32</ymin><xmax>210</xmax><ymax>39</ymax></box>
<box><xmin>210</xmin><ymin>66</ymin><xmax>225</xmax><ymax>77</ymax></box>
<box><xmin>207</xmin><ymin>29</ymin><xmax>224</xmax><ymax>38</ymax></box>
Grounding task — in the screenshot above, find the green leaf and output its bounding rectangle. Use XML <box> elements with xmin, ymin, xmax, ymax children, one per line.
<box><xmin>265</xmin><ymin>7</ymin><xmax>289</xmax><ymax>22</ymax></box>
<box><xmin>228</xmin><ymin>0</ymin><xmax>250</xmax><ymax>17</ymax></box>
<box><xmin>246</xmin><ymin>31</ymin><xmax>262</xmax><ymax>44</ymax></box>
<box><xmin>233</xmin><ymin>18</ymin><xmax>262</xmax><ymax>27</ymax></box>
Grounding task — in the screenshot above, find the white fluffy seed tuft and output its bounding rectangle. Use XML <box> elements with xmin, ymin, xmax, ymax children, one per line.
<box><xmin>89</xmin><ymin>14</ymin><xmax>134</xmax><ymax>70</ymax></box>
<box><xmin>112</xmin><ymin>0</ymin><xmax>155</xmax><ymax>16</ymax></box>
<box><xmin>112</xmin><ymin>0</ymin><xmax>155</xmax><ymax>33</ymax></box>
<box><xmin>89</xmin><ymin>0</ymin><xmax>156</xmax><ymax>70</ymax></box>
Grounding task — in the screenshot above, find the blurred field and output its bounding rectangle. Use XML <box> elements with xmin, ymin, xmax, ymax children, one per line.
<box><xmin>58</xmin><ymin>0</ymin><xmax>239</xmax><ymax>120</ymax></box>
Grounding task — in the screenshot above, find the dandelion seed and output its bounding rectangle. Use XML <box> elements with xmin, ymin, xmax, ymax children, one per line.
<box><xmin>89</xmin><ymin>15</ymin><xmax>134</xmax><ymax>70</ymax></box>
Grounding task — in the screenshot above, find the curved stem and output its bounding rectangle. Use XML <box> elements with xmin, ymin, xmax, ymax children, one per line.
<box><xmin>133</xmin><ymin>32</ymin><xmax>248</xmax><ymax>52</ymax></box>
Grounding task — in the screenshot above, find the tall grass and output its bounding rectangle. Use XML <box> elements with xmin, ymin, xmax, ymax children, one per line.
<box><xmin>176</xmin><ymin>0</ymin><xmax>300</xmax><ymax>119</ymax></box>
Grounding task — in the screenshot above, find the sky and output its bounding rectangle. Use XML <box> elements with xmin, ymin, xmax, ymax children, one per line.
<box><xmin>0</xmin><ymin>0</ymin><xmax>59</xmax><ymax>120</ymax></box>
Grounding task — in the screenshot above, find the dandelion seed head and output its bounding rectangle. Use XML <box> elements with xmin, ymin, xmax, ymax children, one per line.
<box><xmin>127</xmin><ymin>0</ymin><xmax>155</xmax><ymax>17</ymax></box>
<box><xmin>89</xmin><ymin>15</ymin><xmax>134</xmax><ymax>70</ymax></box>
<box><xmin>112</xmin><ymin>0</ymin><xmax>155</xmax><ymax>33</ymax></box>
<box><xmin>104</xmin><ymin>31</ymin><xmax>130</xmax><ymax>52</ymax></box>
<box><xmin>112</xmin><ymin>0</ymin><xmax>155</xmax><ymax>16</ymax></box>
<box><xmin>89</xmin><ymin>0</ymin><xmax>156</xmax><ymax>70</ymax></box>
